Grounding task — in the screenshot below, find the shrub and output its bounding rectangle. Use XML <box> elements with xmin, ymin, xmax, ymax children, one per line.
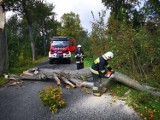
<box><xmin>39</xmin><ymin>86</ymin><xmax>66</xmax><ymax>113</ymax></box>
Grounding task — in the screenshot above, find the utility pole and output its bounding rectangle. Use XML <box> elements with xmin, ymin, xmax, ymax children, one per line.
<box><xmin>0</xmin><ymin>0</ymin><xmax>8</xmax><ymax>74</ymax></box>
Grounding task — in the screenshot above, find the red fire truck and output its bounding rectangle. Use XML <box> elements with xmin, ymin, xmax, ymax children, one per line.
<box><xmin>48</xmin><ymin>36</ymin><xmax>76</xmax><ymax>64</ymax></box>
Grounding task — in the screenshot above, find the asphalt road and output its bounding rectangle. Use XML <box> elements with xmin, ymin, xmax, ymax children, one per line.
<box><xmin>0</xmin><ymin>61</ymin><xmax>142</xmax><ymax>120</ymax></box>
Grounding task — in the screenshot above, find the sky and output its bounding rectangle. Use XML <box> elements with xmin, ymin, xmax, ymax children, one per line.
<box><xmin>46</xmin><ymin>0</ymin><xmax>110</xmax><ymax>32</ymax></box>
<box><xmin>6</xmin><ymin>0</ymin><xmax>111</xmax><ymax>32</ymax></box>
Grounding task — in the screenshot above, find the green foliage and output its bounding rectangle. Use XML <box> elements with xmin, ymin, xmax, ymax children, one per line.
<box><xmin>92</xmin><ymin>12</ymin><xmax>160</xmax><ymax>88</ymax></box>
<box><xmin>58</xmin><ymin>12</ymin><xmax>83</xmax><ymax>39</ymax></box>
<box><xmin>84</xmin><ymin>57</ymin><xmax>93</xmax><ymax>68</ymax></box>
<box><xmin>39</xmin><ymin>86</ymin><xmax>66</xmax><ymax>113</ymax></box>
<box><xmin>89</xmin><ymin>2</ymin><xmax>160</xmax><ymax>118</ymax></box>
<box><xmin>0</xmin><ymin>76</ymin><xmax>9</xmax><ymax>85</ymax></box>
<box><xmin>110</xmin><ymin>82</ymin><xmax>130</xmax><ymax>97</ymax></box>
<box><xmin>127</xmin><ymin>91</ymin><xmax>160</xmax><ymax>120</ymax></box>
<box><xmin>4</xmin><ymin>0</ymin><xmax>58</xmax><ymax>60</ymax></box>
<box><xmin>90</xmin><ymin>10</ymin><xmax>109</xmax><ymax>58</ymax></box>
<box><xmin>102</xmin><ymin>0</ymin><xmax>140</xmax><ymax>21</ymax></box>
<box><xmin>76</xmin><ymin>30</ymin><xmax>90</xmax><ymax>57</ymax></box>
<box><xmin>9</xmin><ymin>56</ymin><xmax>48</xmax><ymax>74</ymax></box>
<box><xmin>3</xmin><ymin>0</ymin><xmax>160</xmax><ymax>118</ymax></box>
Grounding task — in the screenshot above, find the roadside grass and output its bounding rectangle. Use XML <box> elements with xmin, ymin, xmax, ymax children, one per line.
<box><xmin>9</xmin><ymin>56</ymin><xmax>48</xmax><ymax>74</ymax></box>
<box><xmin>71</xmin><ymin>53</ymin><xmax>93</xmax><ymax>68</ymax></box>
<box><xmin>110</xmin><ymin>83</ymin><xmax>160</xmax><ymax>120</ymax></box>
<box><xmin>0</xmin><ymin>76</ymin><xmax>9</xmax><ymax>86</ymax></box>
<box><xmin>84</xmin><ymin>57</ymin><xmax>93</xmax><ymax>68</ymax></box>
<box><xmin>0</xmin><ymin>56</ymin><xmax>48</xmax><ymax>86</ymax></box>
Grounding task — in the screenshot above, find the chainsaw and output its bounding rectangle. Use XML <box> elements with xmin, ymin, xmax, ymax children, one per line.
<box><xmin>104</xmin><ymin>70</ymin><xmax>115</xmax><ymax>78</ymax></box>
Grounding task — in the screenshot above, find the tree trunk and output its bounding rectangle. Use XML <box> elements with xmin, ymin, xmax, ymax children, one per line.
<box><xmin>22</xmin><ymin>0</ymin><xmax>36</xmax><ymax>61</ymax></box>
<box><xmin>19</xmin><ymin>67</ymin><xmax>160</xmax><ymax>97</ymax></box>
<box><xmin>0</xmin><ymin>2</ymin><xmax>8</xmax><ymax>74</ymax></box>
<box><xmin>42</xmin><ymin>68</ymin><xmax>160</xmax><ymax>96</ymax></box>
<box><xmin>60</xmin><ymin>76</ymin><xmax>76</xmax><ymax>88</ymax></box>
<box><xmin>52</xmin><ymin>73</ymin><xmax>61</xmax><ymax>85</ymax></box>
<box><xmin>113</xmin><ymin>72</ymin><xmax>160</xmax><ymax>96</ymax></box>
<box><xmin>42</xmin><ymin>21</ymin><xmax>46</xmax><ymax>56</ymax></box>
<box><xmin>28</xmin><ymin>23</ymin><xmax>36</xmax><ymax>61</ymax></box>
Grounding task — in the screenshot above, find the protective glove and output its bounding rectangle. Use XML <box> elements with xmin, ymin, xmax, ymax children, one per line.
<box><xmin>75</xmin><ymin>54</ymin><xmax>79</xmax><ymax>58</ymax></box>
<box><xmin>111</xmin><ymin>70</ymin><xmax>115</xmax><ymax>74</ymax></box>
<box><xmin>79</xmin><ymin>54</ymin><xmax>83</xmax><ymax>57</ymax></box>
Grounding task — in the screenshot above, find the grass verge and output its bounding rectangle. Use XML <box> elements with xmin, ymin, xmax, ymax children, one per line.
<box><xmin>0</xmin><ymin>76</ymin><xmax>9</xmax><ymax>86</ymax></box>
<box><xmin>84</xmin><ymin>57</ymin><xmax>93</xmax><ymax>68</ymax></box>
<box><xmin>9</xmin><ymin>56</ymin><xmax>48</xmax><ymax>74</ymax></box>
<box><xmin>110</xmin><ymin>83</ymin><xmax>160</xmax><ymax>120</ymax></box>
<box><xmin>0</xmin><ymin>56</ymin><xmax>48</xmax><ymax>86</ymax></box>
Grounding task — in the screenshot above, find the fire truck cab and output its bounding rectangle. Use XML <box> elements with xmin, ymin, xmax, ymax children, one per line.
<box><xmin>49</xmin><ymin>36</ymin><xmax>76</xmax><ymax>64</ymax></box>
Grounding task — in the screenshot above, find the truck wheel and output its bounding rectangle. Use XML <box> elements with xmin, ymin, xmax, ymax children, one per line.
<box><xmin>49</xmin><ymin>59</ymin><xmax>53</xmax><ymax>64</ymax></box>
<box><xmin>68</xmin><ymin>58</ymin><xmax>71</xmax><ymax>64</ymax></box>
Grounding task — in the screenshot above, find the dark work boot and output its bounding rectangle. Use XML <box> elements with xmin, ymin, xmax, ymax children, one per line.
<box><xmin>92</xmin><ymin>78</ymin><xmax>103</xmax><ymax>96</ymax></box>
<box><xmin>92</xmin><ymin>84</ymin><xmax>107</xmax><ymax>97</ymax></box>
<box><xmin>92</xmin><ymin>86</ymin><xmax>102</xmax><ymax>97</ymax></box>
<box><xmin>92</xmin><ymin>85</ymin><xmax>103</xmax><ymax>97</ymax></box>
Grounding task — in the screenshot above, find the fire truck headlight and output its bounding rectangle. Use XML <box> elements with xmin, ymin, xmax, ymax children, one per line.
<box><xmin>53</xmin><ymin>54</ymin><xmax>57</xmax><ymax>57</ymax></box>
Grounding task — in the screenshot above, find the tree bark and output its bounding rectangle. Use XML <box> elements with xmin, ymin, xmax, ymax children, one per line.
<box><xmin>19</xmin><ymin>67</ymin><xmax>160</xmax><ymax>97</ymax></box>
<box><xmin>0</xmin><ymin>2</ymin><xmax>8</xmax><ymax>74</ymax></box>
<box><xmin>41</xmin><ymin>68</ymin><xmax>160</xmax><ymax>97</ymax></box>
<box><xmin>52</xmin><ymin>73</ymin><xmax>61</xmax><ymax>85</ymax></box>
<box><xmin>60</xmin><ymin>76</ymin><xmax>76</xmax><ymax>88</ymax></box>
<box><xmin>28</xmin><ymin>23</ymin><xmax>36</xmax><ymax>61</ymax></box>
<box><xmin>113</xmin><ymin>72</ymin><xmax>160</xmax><ymax>96</ymax></box>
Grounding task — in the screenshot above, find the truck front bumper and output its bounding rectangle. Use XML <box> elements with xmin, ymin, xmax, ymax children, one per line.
<box><xmin>49</xmin><ymin>53</ymin><xmax>71</xmax><ymax>58</ymax></box>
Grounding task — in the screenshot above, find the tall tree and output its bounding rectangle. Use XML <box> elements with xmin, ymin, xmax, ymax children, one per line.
<box><xmin>140</xmin><ymin>0</ymin><xmax>159</xmax><ymax>33</ymax></box>
<box><xmin>148</xmin><ymin>0</ymin><xmax>160</xmax><ymax>15</ymax></box>
<box><xmin>90</xmin><ymin>10</ymin><xmax>109</xmax><ymax>58</ymax></box>
<box><xmin>4</xmin><ymin>0</ymin><xmax>54</xmax><ymax>60</ymax></box>
<box><xmin>33</xmin><ymin>2</ymin><xmax>56</xmax><ymax>56</ymax></box>
<box><xmin>6</xmin><ymin>15</ymin><xmax>27</xmax><ymax>67</ymax></box>
<box><xmin>102</xmin><ymin>0</ymin><xmax>140</xmax><ymax>21</ymax></box>
<box><xmin>59</xmin><ymin>12</ymin><xmax>83</xmax><ymax>40</ymax></box>
<box><xmin>0</xmin><ymin>0</ymin><xmax>8</xmax><ymax>74</ymax></box>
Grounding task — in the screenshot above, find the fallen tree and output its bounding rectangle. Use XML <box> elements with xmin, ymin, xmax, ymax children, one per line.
<box><xmin>9</xmin><ymin>67</ymin><xmax>160</xmax><ymax>97</ymax></box>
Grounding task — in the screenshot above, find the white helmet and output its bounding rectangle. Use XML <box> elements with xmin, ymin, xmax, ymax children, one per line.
<box><xmin>102</xmin><ymin>52</ymin><xmax>114</xmax><ymax>60</ymax></box>
<box><xmin>77</xmin><ymin>44</ymin><xmax>81</xmax><ymax>48</ymax></box>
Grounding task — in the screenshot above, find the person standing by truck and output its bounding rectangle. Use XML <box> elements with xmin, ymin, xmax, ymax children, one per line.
<box><xmin>74</xmin><ymin>44</ymin><xmax>84</xmax><ymax>70</ymax></box>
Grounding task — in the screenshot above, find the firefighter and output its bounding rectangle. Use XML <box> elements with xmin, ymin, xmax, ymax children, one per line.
<box><xmin>90</xmin><ymin>51</ymin><xmax>114</xmax><ymax>96</ymax></box>
<box><xmin>74</xmin><ymin>44</ymin><xmax>84</xmax><ymax>70</ymax></box>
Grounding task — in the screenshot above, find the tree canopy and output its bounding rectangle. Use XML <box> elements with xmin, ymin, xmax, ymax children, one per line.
<box><xmin>58</xmin><ymin>12</ymin><xmax>83</xmax><ymax>39</ymax></box>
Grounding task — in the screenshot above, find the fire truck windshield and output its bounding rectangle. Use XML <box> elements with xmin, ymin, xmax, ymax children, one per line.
<box><xmin>51</xmin><ymin>41</ymin><xmax>68</xmax><ymax>47</ymax></box>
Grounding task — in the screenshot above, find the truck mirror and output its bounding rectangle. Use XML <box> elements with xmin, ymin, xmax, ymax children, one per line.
<box><xmin>69</xmin><ymin>39</ymin><xmax>76</xmax><ymax>52</ymax></box>
<box><xmin>70</xmin><ymin>41</ymin><xmax>74</xmax><ymax>46</ymax></box>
